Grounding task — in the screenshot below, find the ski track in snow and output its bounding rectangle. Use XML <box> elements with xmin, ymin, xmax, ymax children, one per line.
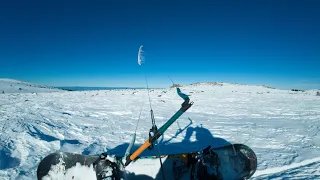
<box><xmin>0</xmin><ymin>82</ymin><xmax>320</xmax><ymax>179</ymax></box>
<box><xmin>253</xmin><ymin>156</ymin><xmax>320</xmax><ymax>179</ymax></box>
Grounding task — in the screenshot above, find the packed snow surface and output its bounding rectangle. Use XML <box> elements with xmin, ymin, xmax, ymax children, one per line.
<box><xmin>0</xmin><ymin>81</ymin><xmax>320</xmax><ymax>179</ymax></box>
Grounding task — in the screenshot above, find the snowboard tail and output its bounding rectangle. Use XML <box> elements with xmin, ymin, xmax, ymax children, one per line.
<box><xmin>37</xmin><ymin>144</ymin><xmax>257</xmax><ymax>180</ymax></box>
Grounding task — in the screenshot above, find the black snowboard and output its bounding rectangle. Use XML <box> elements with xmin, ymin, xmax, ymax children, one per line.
<box><xmin>37</xmin><ymin>144</ymin><xmax>257</xmax><ymax>180</ymax></box>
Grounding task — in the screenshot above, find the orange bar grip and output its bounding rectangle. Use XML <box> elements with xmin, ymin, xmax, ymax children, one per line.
<box><xmin>130</xmin><ymin>139</ymin><xmax>151</xmax><ymax>161</ymax></box>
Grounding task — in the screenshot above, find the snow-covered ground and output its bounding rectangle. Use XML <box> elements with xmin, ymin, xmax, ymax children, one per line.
<box><xmin>0</xmin><ymin>81</ymin><xmax>320</xmax><ymax>179</ymax></box>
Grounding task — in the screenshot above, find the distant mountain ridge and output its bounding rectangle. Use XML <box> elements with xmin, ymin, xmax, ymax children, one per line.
<box><xmin>2</xmin><ymin>78</ymin><xmax>317</xmax><ymax>95</ymax></box>
<box><xmin>57</xmin><ymin>86</ymin><xmax>146</xmax><ymax>91</ymax></box>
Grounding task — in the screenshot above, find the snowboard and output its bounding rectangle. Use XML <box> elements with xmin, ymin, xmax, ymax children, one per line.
<box><xmin>37</xmin><ymin>144</ymin><xmax>257</xmax><ymax>180</ymax></box>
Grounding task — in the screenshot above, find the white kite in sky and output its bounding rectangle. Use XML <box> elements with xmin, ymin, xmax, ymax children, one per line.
<box><xmin>138</xmin><ymin>45</ymin><xmax>144</xmax><ymax>65</ymax></box>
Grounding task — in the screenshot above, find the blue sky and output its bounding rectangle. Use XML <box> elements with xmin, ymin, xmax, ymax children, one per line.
<box><xmin>0</xmin><ymin>0</ymin><xmax>319</xmax><ymax>89</ymax></box>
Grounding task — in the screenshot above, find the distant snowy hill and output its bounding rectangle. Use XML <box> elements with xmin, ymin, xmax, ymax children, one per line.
<box><xmin>0</xmin><ymin>81</ymin><xmax>319</xmax><ymax>179</ymax></box>
<box><xmin>0</xmin><ymin>78</ymin><xmax>62</xmax><ymax>93</ymax></box>
<box><xmin>179</xmin><ymin>82</ymin><xmax>319</xmax><ymax>96</ymax></box>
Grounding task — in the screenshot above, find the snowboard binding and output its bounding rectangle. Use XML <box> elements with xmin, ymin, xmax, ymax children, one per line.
<box><xmin>93</xmin><ymin>153</ymin><xmax>121</xmax><ymax>180</ymax></box>
<box><xmin>190</xmin><ymin>146</ymin><xmax>222</xmax><ymax>180</ymax></box>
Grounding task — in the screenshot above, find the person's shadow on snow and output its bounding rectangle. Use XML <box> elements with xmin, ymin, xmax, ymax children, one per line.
<box><xmin>99</xmin><ymin>119</ymin><xmax>231</xmax><ymax>179</ymax></box>
<box><xmin>180</xmin><ymin>124</ymin><xmax>231</xmax><ymax>149</ymax></box>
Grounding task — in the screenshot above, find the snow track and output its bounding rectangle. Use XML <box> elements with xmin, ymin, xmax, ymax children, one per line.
<box><xmin>253</xmin><ymin>157</ymin><xmax>320</xmax><ymax>179</ymax></box>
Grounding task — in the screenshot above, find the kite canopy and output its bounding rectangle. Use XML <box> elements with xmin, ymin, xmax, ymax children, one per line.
<box><xmin>138</xmin><ymin>45</ymin><xmax>144</xmax><ymax>65</ymax></box>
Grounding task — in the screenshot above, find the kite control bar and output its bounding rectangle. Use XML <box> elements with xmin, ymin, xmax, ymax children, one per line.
<box><xmin>125</xmin><ymin>88</ymin><xmax>193</xmax><ymax>166</ymax></box>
